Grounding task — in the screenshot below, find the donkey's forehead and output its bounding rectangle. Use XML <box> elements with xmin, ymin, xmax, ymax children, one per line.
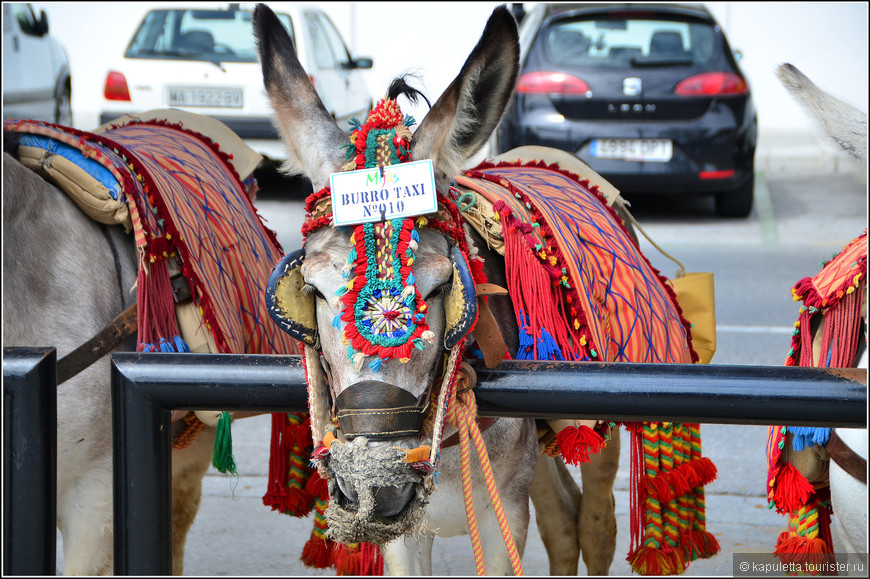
<box><xmin>304</xmin><ymin>224</ymin><xmax>452</xmax><ymax>264</ymax></box>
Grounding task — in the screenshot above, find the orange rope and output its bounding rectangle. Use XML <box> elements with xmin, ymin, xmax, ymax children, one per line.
<box><xmin>172</xmin><ymin>413</ymin><xmax>205</xmax><ymax>450</ymax></box>
<box><xmin>447</xmin><ymin>367</ymin><xmax>524</xmax><ymax>576</ymax></box>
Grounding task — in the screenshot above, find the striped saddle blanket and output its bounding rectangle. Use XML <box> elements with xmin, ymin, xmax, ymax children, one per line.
<box><xmin>455</xmin><ymin>156</ymin><xmax>719</xmax><ymax>575</ymax></box>
<box><xmin>4</xmin><ymin>116</ymin><xmax>301</xmax><ymax>359</ymax></box>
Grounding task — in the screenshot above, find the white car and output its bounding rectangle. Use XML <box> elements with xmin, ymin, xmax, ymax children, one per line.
<box><xmin>2</xmin><ymin>2</ymin><xmax>72</xmax><ymax>125</ymax></box>
<box><xmin>98</xmin><ymin>3</ymin><xmax>373</xmax><ymax>163</ymax></box>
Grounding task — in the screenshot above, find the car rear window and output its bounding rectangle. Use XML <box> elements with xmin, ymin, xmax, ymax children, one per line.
<box><xmin>125</xmin><ymin>8</ymin><xmax>294</xmax><ymax>63</ymax></box>
<box><xmin>543</xmin><ymin>16</ymin><xmax>718</xmax><ymax>68</ymax></box>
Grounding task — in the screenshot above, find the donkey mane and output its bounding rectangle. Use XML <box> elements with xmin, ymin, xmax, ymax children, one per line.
<box><xmin>386</xmin><ymin>75</ymin><xmax>432</xmax><ymax>110</ymax></box>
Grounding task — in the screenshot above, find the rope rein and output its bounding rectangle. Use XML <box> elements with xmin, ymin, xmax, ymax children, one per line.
<box><xmin>446</xmin><ymin>363</ymin><xmax>524</xmax><ymax>576</ymax></box>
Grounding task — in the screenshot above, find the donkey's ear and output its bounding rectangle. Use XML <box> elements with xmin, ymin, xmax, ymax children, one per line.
<box><xmin>412</xmin><ymin>5</ymin><xmax>519</xmax><ymax>181</ymax></box>
<box><xmin>253</xmin><ymin>3</ymin><xmax>347</xmax><ymax>188</ymax></box>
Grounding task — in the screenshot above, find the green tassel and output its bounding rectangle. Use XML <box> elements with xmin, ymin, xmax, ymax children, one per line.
<box><xmin>212</xmin><ymin>411</ymin><xmax>237</xmax><ymax>474</ymax></box>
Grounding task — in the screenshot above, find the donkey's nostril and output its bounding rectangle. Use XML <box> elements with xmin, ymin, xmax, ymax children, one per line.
<box><xmin>372</xmin><ymin>482</ymin><xmax>416</xmax><ymax>517</ymax></box>
<box><xmin>336</xmin><ymin>475</ymin><xmax>358</xmax><ymax>507</ymax></box>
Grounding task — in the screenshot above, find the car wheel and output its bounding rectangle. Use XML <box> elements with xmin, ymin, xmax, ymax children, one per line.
<box><xmin>714</xmin><ymin>173</ymin><xmax>754</xmax><ymax>218</ymax></box>
<box><xmin>55</xmin><ymin>82</ymin><xmax>72</xmax><ymax>126</ymax></box>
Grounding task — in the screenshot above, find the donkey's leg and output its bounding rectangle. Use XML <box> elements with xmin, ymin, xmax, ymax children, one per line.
<box><xmin>381</xmin><ymin>533</ymin><xmax>434</xmax><ymax>575</ymax></box>
<box><xmin>530</xmin><ymin>455</ymin><xmax>581</xmax><ymax>574</ymax></box>
<box><xmin>170</xmin><ymin>424</ymin><xmax>216</xmax><ymax>575</ymax></box>
<box><xmin>578</xmin><ymin>432</ymin><xmax>620</xmax><ymax>575</ymax></box>
<box><xmin>57</xmin><ymin>467</ymin><xmax>114</xmax><ymax>575</ymax></box>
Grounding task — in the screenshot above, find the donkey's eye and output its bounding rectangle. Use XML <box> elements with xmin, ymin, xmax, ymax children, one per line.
<box><xmin>423</xmin><ymin>281</ymin><xmax>451</xmax><ymax>302</ymax></box>
<box><xmin>303</xmin><ymin>284</ymin><xmax>326</xmax><ymax>301</ymax></box>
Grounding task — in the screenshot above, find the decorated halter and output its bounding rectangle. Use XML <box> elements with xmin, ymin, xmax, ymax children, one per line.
<box><xmin>267</xmin><ymin>95</ymin><xmax>483</xmax><ymax>451</ymax></box>
<box><xmin>289</xmin><ymin>96</ymin><xmax>481</xmax><ymax>369</ymax></box>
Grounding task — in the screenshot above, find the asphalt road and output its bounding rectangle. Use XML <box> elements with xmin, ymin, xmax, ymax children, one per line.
<box><xmin>54</xmin><ymin>169</ymin><xmax>867</xmax><ymax>575</ymax></box>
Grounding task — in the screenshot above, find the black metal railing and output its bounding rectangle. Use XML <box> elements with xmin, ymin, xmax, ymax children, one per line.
<box><xmin>3</xmin><ymin>347</ymin><xmax>867</xmax><ymax>575</ymax></box>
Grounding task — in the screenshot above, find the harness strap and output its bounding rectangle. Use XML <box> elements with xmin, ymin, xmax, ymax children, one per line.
<box><xmin>56</xmin><ymin>303</ymin><xmax>137</xmax><ymax>384</ymax></box>
<box><xmin>826</xmin><ymin>430</ymin><xmax>867</xmax><ymax>484</ymax></box>
<box><xmin>440</xmin><ymin>418</ymin><xmax>499</xmax><ymax>449</ymax></box>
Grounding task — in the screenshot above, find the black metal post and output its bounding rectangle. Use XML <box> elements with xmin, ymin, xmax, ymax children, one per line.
<box><xmin>111</xmin><ymin>352</ymin><xmax>308</xmax><ymax>576</ymax></box>
<box><xmin>3</xmin><ymin>347</ymin><xmax>57</xmax><ymax>576</ymax></box>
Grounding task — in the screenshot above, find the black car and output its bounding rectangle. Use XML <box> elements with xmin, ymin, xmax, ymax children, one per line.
<box><xmin>496</xmin><ymin>3</ymin><xmax>757</xmax><ymax>217</ymax></box>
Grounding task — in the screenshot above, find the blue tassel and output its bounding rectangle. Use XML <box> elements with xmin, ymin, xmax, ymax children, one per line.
<box><xmin>173</xmin><ymin>335</ymin><xmax>190</xmax><ymax>353</ymax></box>
<box><xmin>347</xmin><ymin>346</ymin><xmax>355</xmax><ymax>359</ymax></box>
<box><xmin>516</xmin><ymin>311</ymin><xmax>535</xmax><ymax>359</ymax></box>
<box><xmin>332</xmin><ymin>314</ymin><xmax>342</xmax><ymax>329</ymax></box>
<box><xmin>406</xmin><ymin>272</ymin><xmax>415</xmax><ymax>286</ymax></box>
<box><xmin>369</xmin><ymin>357</ymin><xmax>382</xmax><ymax>372</ymax></box>
<box><xmin>536</xmin><ymin>327</ymin><xmax>564</xmax><ymax>361</ymax></box>
<box><xmin>789</xmin><ymin>427</ymin><xmax>831</xmax><ymax>452</ymax></box>
<box><xmin>517</xmin><ymin>328</ymin><xmax>535</xmax><ymax>360</ymax></box>
<box><xmin>411</xmin><ymin>229</ymin><xmax>420</xmax><ymax>242</ymax></box>
<box><xmin>158</xmin><ymin>337</ymin><xmax>175</xmax><ymax>352</ymax></box>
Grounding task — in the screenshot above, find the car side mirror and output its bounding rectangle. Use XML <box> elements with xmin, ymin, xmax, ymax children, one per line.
<box><xmin>353</xmin><ymin>57</ymin><xmax>373</xmax><ymax>70</ymax></box>
<box><xmin>36</xmin><ymin>9</ymin><xmax>49</xmax><ymax>36</ymax></box>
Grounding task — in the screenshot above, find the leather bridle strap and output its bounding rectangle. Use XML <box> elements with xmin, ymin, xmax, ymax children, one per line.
<box><xmin>56</xmin><ymin>304</ymin><xmax>137</xmax><ymax>384</ymax></box>
<box><xmin>826</xmin><ymin>430</ymin><xmax>867</xmax><ymax>484</ymax></box>
<box><xmin>440</xmin><ymin>417</ymin><xmax>499</xmax><ymax>449</ymax></box>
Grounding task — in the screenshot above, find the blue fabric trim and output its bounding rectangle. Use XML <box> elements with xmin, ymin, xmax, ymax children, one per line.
<box><xmin>18</xmin><ymin>134</ymin><xmax>122</xmax><ymax>200</ymax></box>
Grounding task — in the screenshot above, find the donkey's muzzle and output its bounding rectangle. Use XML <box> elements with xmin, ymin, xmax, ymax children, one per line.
<box><xmin>335</xmin><ymin>381</ymin><xmax>429</xmax><ymax>441</ymax></box>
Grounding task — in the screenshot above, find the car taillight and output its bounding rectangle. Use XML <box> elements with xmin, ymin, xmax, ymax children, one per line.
<box><xmin>104</xmin><ymin>71</ymin><xmax>131</xmax><ymax>101</ymax></box>
<box><xmin>516</xmin><ymin>71</ymin><xmax>590</xmax><ymax>95</ymax></box>
<box><xmin>675</xmin><ymin>72</ymin><xmax>748</xmax><ymax>96</ymax></box>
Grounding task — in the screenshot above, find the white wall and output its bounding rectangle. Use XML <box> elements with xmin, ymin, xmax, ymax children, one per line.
<box><xmin>29</xmin><ymin>2</ymin><xmax>869</xmax><ymax>148</ymax></box>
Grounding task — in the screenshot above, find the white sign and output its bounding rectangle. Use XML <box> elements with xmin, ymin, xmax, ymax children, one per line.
<box><xmin>329</xmin><ymin>160</ymin><xmax>437</xmax><ymax>226</ymax></box>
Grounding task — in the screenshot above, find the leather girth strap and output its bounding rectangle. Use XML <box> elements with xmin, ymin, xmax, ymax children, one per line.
<box><xmin>826</xmin><ymin>430</ymin><xmax>867</xmax><ymax>484</ymax></box>
<box><xmin>56</xmin><ymin>304</ymin><xmax>137</xmax><ymax>384</ymax></box>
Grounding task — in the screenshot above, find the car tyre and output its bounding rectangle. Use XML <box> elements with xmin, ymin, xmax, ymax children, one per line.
<box><xmin>715</xmin><ymin>172</ymin><xmax>754</xmax><ymax>218</ymax></box>
<box><xmin>55</xmin><ymin>81</ymin><xmax>72</xmax><ymax>126</ymax></box>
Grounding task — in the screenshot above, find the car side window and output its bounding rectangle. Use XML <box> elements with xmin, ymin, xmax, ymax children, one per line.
<box><xmin>306</xmin><ymin>12</ymin><xmax>336</xmax><ymax>69</ymax></box>
<box><xmin>10</xmin><ymin>3</ymin><xmax>39</xmax><ymax>36</ymax></box>
<box><xmin>317</xmin><ymin>12</ymin><xmax>351</xmax><ymax>68</ymax></box>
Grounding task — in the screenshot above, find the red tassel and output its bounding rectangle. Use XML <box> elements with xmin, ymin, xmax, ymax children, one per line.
<box><xmin>304</xmin><ymin>469</ymin><xmax>329</xmax><ymax>501</ymax></box>
<box><xmin>263</xmin><ymin>413</ymin><xmax>291</xmax><ymax>511</ymax></box>
<box><xmin>775</xmin><ymin>533</ymin><xmax>832</xmax><ymax>569</ymax></box>
<box><xmin>556</xmin><ymin>424</ymin><xmax>606</xmax><ymax>466</ymax></box>
<box><xmin>690</xmin><ymin>530</ymin><xmax>721</xmax><ymax>560</ymax></box>
<box><xmin>301</xmin><ymin>537</ymin><xmax>335</xmax><ymax>569</ymax></box>
<box><xmin>627</xmin><ymin>544</ymin><xmax>680</xmax><ymax>576</ymax></box>
<box><xmin>771</xmin><ymin>463</ymin><xmax>816</xmax><ymax>514</ymax></box>
<box><xmin>334</xmin><ymin>543</ymin><xmax>384</xmax><ymax>576</ymax></box>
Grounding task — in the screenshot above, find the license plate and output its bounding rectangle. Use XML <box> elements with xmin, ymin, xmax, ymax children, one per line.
<box><xmin>589</xmin><ymin>139</ymin><xmax>673</xmax><ymax>162</ymax></box>
<box><xmin>168</xmin><ymin>87</ymin><xmax>243</xmax><ymax>108</ymax></box>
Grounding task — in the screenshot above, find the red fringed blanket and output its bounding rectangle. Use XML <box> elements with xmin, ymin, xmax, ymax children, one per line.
<box><xmin>767</xmin><ymin>230</ymin><xmax>866</xmax><ymax>572</ymax></box>
<box><xmin>456</xmin><ymin>159</ymin><xmax>719</xmax><ymax>575</ymax></box>
<box><xmin>6</xmin><ymin>118</ymin><xmax>300</xmax><ymax>358</ymax></box>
